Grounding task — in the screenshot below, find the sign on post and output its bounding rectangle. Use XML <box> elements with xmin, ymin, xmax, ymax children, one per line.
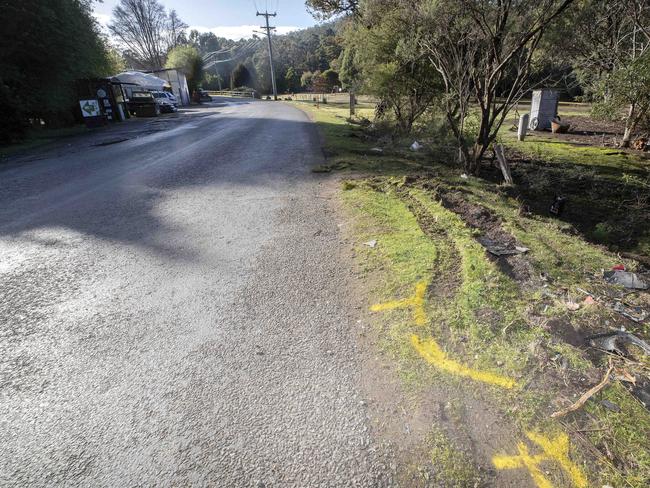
<box><xmin>79</xmin><ymin>99</ymin><xmax>101</xmax><ymax>118</ymax></box>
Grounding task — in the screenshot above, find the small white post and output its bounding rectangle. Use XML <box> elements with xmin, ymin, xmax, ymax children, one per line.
<box><xmin>518</xmin><ymin>114</ymin><xmax>529</xmax><ymax>141</ymax></box>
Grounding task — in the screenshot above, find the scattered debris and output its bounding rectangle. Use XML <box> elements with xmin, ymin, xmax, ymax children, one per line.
<box><xmin>600</xmin><ymin>399</ymin><xmax>621</xmax><ymax>413</ymax></box>
<box><xmin>551</xmin><ymin>117</ymin><xmax>571</xmax><ymax>134</ymax></box>
<box><xmin>604</xmin><ymin>270</ymin><xmax>648</xmax><ymax>290</ymax></box>
<box><xmin>612</xmin><ymin>301</ymin><xmax>648</xmax><ymax>323</ymax></box>
<box><xmin>627</xmin><ymin>378</ymin><xmax>650</xmax><ymax>410</ymax></box>
<box><xmin>612</xmin><ymin>264</ymin><xmax>626</xmax><ymax>271</ymax></box>
<box><xmin>494</xmin><ymin>144</ymin><xmax>513</xmax><ymax>184</ymax></box>
<box><xmin>566</xmin><ymin>300</ymin><xmax>581</xmax><ymax>312</ymax></box>
<box><xmin>631</xmin><ymin>137</ymin><xmax>649</xmax><ymax>151</ymax></box>
<box><xmin>479</xmin><ymin>238</ymin><xmax>529</xmax><ymax>257</ymax></box>
<box><xmin>364</xmin><ymin>240</ymin><xmax>378</xmax><ymax>248</ymax></box>
<box><xmin>551</xmin><ymin>360</ymin><xmax>614</xmax><ymax>418</ymax></box>
<box><xmin>460</xmin><ymin>173</ymin><xmax>469</xmax><ymax>180</ymax></box>
<box><xmin>587</xmin><ymin>330</ymin><xmax>650</xmax><ymax>357</ymax></box>
<box><xmin>410</xmin><ymin>141</ymin><xmax>422</xmax><ymax>152</ymax></box>
<box><xmin>549</xmin><ymin>196</ymin><xmax>566</xmax><ymax>216</ymax></box>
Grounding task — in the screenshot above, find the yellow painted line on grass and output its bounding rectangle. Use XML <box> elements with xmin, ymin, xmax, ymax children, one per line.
<box><xmin>370</xmin><ymin>281</ymin><xmax>428</xmax><ymax>326</ymax></box>
<box><xmin>411</xmin><ymin>335</ymin><xmax>517</xmax><ymax>389</ymax></box>
<box><xmin>493</xmin><ymin>432</ymin><xmax>588</xmax><ymax>488</ymax></box>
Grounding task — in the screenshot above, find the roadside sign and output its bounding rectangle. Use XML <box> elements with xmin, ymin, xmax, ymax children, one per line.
<box><xmin>79</xmin><ymin>99</ymin><xmax>101</xmax><ymax>118</ymax></box>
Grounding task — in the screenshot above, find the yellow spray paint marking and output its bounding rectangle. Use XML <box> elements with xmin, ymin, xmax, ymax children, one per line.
<box><xmin>370</xmin><ymin>281</ymin><xmax>428</xmax><ymax>326</ymax></box>
<box><xmin>493</xmin><ymin>433</ymin><xmax>588</xmax><ymax>488</ymax></box>
<box><xmin>411</xmin><ymin>335</ymin><xmax>517</xmax><ymax>389</ymax></box>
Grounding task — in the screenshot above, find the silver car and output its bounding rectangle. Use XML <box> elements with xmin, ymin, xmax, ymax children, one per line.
<box><xmin>152</xmin><ymin>91</ymin><xmax>177</xmax><ymax>113</ymax></box>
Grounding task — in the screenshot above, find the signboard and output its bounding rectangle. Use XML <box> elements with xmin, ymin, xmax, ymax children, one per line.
<box><xmin>79</xmin><ymin>99</ymin><xmax>101</xmax><ymax>118</ymax></box>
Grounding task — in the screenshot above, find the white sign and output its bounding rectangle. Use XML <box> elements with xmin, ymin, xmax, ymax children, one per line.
<box><xmin>79</xmin><ymin>99</ymin><xmax>101</xmax><ymax>118</ymax></box>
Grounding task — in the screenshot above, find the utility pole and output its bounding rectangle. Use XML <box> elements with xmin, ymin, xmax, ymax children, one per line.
<box><xmin>256</xmin><ymin>10</ymin><xmax>278</xmax><ymax>101</ymax></box>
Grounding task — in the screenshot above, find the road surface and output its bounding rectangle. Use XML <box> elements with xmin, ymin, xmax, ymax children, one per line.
<box><xmin>0</xmin><ymin>100</ymin><xmax>393</xmax><ymax>486</ymax></box>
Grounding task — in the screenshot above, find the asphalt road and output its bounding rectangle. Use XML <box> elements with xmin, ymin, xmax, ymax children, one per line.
<box><xmin>0</xmin><ymin>100</ymin><xmax>393</xmax><ymax>487</ymax></box>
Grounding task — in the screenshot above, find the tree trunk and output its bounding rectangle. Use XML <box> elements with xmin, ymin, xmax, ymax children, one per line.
<box><xmin>622</xmin><ymin>103</ymin><xmax>636</xmax><ymax>148</ymax></box>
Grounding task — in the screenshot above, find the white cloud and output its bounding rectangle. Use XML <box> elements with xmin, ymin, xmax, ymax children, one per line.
<box><xmin>189</xmin><ymin>25</ymin><xmax>302</xmax><ymax>41</ymax></box>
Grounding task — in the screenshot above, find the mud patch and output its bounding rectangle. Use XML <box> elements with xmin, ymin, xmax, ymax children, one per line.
<box><xmin>437</xmin><ymin>191</ymin><xmax>538</xmax><ymax>288</ymax></box>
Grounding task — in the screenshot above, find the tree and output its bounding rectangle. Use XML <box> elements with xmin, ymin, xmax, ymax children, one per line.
<box><xmin>202</xmin><ymin>73</ymin><xmax>224</xmax><ymax>90</ymax></box>
<box><xmin>593</xmin><ymin>54</ymin><xmax>650</xmax><ymax>147</ymax></box>
<box><xmin>301</xmin><ymin>71</ymin><xmax>316</xmax><ymax>90</ymax></box>
<box><xmin>231</xmin><ymin>63</ymin><xmax>252</xmax><ymax>89</ymax></box>
<box><xmin>416</xmin><ymin>0</ymin><xmax>575</xmax><ymax>173</ymax></box>
<box><xmin>555</xmin><ymin>0</ymin><xmax>650</xmax><ymax>146</ymax></box>
<box><xmin>167</xmin><ymin>10</ymin><xmax>188</xmax><ymax>49</ymax></box>
<box><xmin>285</xmin><ymin>67</ymin><xmax>300</xmax><ymax>92</ymax></box>
<box><xmin>0</xmin><ymin>0</ymin><xmax>116</xmax><ymax>141</ymax></box>
<box><xmin>322</xmin><ymin>69</ymin><xmax>340</xmax><ymax>91</ymax></box>
<box><xmin>306</xmin><ymin>0</ymin><xmax>360</xmax><ymax>19</ymax></box>
<box><xmin>109</xmin><ymin>0</ymin><xmax>180</xmax><ymax>70</ymax></box>
<box><xmin>343</xmin><ymin>2</ymin><xmax>442</xmax><ymax>133</ymax></box>
<box><xmin>338</xmin><ymin>46</ymin><xmax>360</xmax><ymax>91</ymax></box>
<box><xmin>166</xmin><ymin>45</ymin><xmax>204</xmax><ymax>93</ymax></box>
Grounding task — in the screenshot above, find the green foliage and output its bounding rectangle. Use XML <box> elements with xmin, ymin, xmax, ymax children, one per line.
<box><xmin>165</xmin><ymin>45</ymin><xmax>204</xmax><ymax>93</ymax></box>
<box><xmin>322</xmin><ymin>69</ymin><xmax>340</xmax><ymax>90</ymax></box>
<box><xmin>306</xmin><ymin>0</ymin><xmax>360</xmax><ymax>19</ymax></box>
<box><xmin>342</xmin><ymin>3</ymin><xmax>442</xmax><ymax>133</ymax></box>
<box><xmin>230</xmin><ymin>63</ymin><xmax>252</xmax><ymax>90</ymax></box>
<box><xmin>202</xmin><ymin>73</ymin><xmax>224</xmax><ymax>90</ymax></box>
<box><xmin>338</xmin><ymin>45</ymin><xmax>360</xmax><ymax>90</ymax></box>
<box><xmin>285</xmin><ymin>67</ymin><xmax>300</xmax><ymax>92</ymax></box>
<box><xmin>0</xmin><ymin>0</ymin><xmax>116</xmax><ymax>142</ymax></box>
<box><xmin>300</xmin><ymin>71</ymin><xmax>316</xmax><ymax>89</ymax></box>
<box><xmin>592</xmin><ymin>54</ymin><xmax>650</xmax><ymax>138</ymax></box>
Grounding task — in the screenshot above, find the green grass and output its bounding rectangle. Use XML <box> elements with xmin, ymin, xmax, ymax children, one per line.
<box><xmin>500</xmin><ymin>130</ymin><xmax>649</xmax><ymax>174</ymax></box>
<box><xmin>427</xmin><ymin>427</ymin><xmax>483</xmax><ymax>487</ymax></box>
<box><xmin>301</xmin><ymin>100</ymin><xmax>650</xmax><ymax>486</ymax></box>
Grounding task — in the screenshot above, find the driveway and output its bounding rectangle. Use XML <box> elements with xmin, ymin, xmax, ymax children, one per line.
<box><xmin>0</xmin><ymin>99</ymin><xmax>393</xmax><ymax>486</ymax></box>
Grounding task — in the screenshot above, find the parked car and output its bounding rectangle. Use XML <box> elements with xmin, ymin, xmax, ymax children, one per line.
<box><xmin>127</xmin><ymin>91</ymin><xmax>159</xmax><ymax>117</ymax></box>
<box><xmin>162</xmin><ymin>91</ymin><xmax>178</xmax><ymax>107</ymax></box>
<box><xmin>152</xmin><ymin>91</ymin><xmax>177</xmax><ymax>113</ymax></box>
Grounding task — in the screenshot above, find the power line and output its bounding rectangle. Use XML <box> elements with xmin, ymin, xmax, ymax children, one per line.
<box><xmin>256</xmin><ymin>10</ymin><xmax>278</xmax><ymax>100</ymax></box>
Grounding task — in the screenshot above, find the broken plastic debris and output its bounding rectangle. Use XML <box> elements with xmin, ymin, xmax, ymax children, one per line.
<box><xmin>583</xmin><ymin>296</ymin><xmax>596</xmax><ymax>306</ymax></box>
<box><xmin>410</xmin><ymin>141</ymin><xmax>422</xmax><ymax>151</ymax></box>
<box><xmin>460</xmin><ymin>173</ymin><xmax>469</xmax><ymax>179</ymax></box>
<box><xmin>479</xmin><ymin>238</ymin><xmax>530</xmax><ymax>257</ymax></box>
<box><xmin>364</xmin><ymin>240</ymin><xmax>378</xmax><ymax>248</ymax></box>
<box><xmin>604</xmin><ymin>270</ymin><xmax>648</xmax><ymax>290</ymax></box>
<box><xmin>549</xmin><ymin>196</ymin><xmax>566</xmax><ymax>216</ymax></box>
<box><xmin>600</xmin><ymin>400</ymin><xmax>621</xmax><ymax>412</ymax></box>
<box><xmin>612</xmin><ymin>264</ymin><xmax>626</xmax><ymax>271</ymax></box>
<box><xmin>587</xmin><ymin>330</ymin><xmax>650</xmax><ymax>357</ymax></box>
<box><xmin>371</xmin><ymin>147</ymin><xmax>383</xmax><ymax>153</ymax></box>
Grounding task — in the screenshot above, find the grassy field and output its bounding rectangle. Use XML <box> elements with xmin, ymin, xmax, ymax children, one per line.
<box><xmin>291</xmin><ymin>99</ymin><xmax>650</xmax><ymax>487</ymax></box>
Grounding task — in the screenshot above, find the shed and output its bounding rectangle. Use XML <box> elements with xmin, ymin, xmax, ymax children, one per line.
<box><xmin>147</xmin><ymin>68</ymin><xmax>191</xmax><ymax>106</ymax></box>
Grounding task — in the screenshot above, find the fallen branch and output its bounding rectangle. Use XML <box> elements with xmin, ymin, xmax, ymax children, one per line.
<box><xmin>551</xmin><ymin>360</ymin><xmax>614</xmax><ymax>418</ymax></box>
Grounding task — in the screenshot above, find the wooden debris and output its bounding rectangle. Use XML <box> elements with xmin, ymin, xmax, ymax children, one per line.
<box><xmin>551</xmin><ymin>360</ymin><xmax>614</xmax><ymax>418</ymax></box>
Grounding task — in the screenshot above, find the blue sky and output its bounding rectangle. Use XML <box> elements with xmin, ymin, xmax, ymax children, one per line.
<box><xmin>94</xmin><ymin>0</ymin><xmax>318</xmax><ymax>40</ymax></box>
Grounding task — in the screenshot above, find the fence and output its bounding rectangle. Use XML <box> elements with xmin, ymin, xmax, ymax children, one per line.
<box><xmin>289</xmin><ymin>93</ymin><xmax>378</xmax><ymax>105</ymax></box>
<box><xmin>207</xmin><ymin>90</ymin><xmax>257</xmax><ymax>99</ymax></box>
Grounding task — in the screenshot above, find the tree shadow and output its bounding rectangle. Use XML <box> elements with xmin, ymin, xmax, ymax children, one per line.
<box><xmin>0</xmin><ymin>105</ymin><xmax>325</xmax><ymax>263</ymax></box>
